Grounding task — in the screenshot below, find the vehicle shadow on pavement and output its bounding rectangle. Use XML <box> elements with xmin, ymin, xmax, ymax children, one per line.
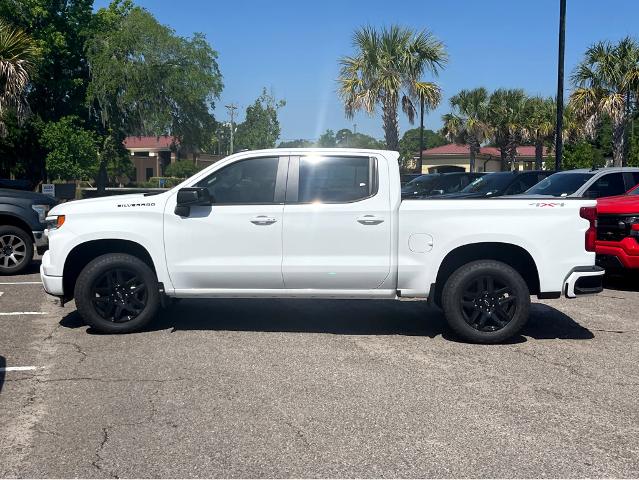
<box><xmin>59</xmin><ymin>299</ymin><xmax>594</xmax><ymax>343</ymax></box>
<box><xmin>0</xmin><ymin>355</ymin><xmax>5</xmax><ymax>394</ymax></box>
<box><xmin>603</xmin><ymin>272</ymin><xmax>639</xmax><ymax>292</ymax></box>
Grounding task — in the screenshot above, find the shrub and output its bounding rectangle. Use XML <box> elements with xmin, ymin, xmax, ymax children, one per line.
<box><xmin>164</xmin><ymin>160</ymin><xmax>200</xmax><ymax>178</ymax></box>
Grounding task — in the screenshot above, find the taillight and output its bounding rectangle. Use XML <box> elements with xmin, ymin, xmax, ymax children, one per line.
<box><xmin>580</xmin><ymin>206</ymin><xmax>597</xmax><ymax>252</ymax></box>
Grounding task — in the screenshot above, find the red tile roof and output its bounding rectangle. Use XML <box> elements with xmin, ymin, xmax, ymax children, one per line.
<box><xmin>123</xmin><ymin>135</ymin><xmax>177</xmax><ymax>149</ymax></box>
<box><xmin>421</xmin><ymin>143</ymin><xmax>549</xmax><ymax>158</ymax></box>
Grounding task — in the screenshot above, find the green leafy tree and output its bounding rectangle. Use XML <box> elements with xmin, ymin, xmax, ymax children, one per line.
<box><xmin>0</xmin><ymin>0</ymin><xmax>94</xmax><ymax>184</ymax></box>
<box><xmin>164</xmin><ymin>160</ymin><xmax>200</xmax><ymax>178</ymax></box>
<box><xmin>338</xmin><ymin>25</ymin><xmax>447</xmax><ymax>150</ymax></box>
<box><xmin>234</xmin><ymin>89</ymin><xmax>285</xmax><ymax>151</ymax></box>
<box><xmin>41</xmin><ymin>116</ymin><xmax>98</xmax><ymax>180</ymax></box>
<box><xmin>570</xmin><ymin>37</ymin><xmax>639</xmax><ymax>167</ymax></box>
<box><xmin>334</xmin><ymin>128</ymin><xmax>384</xmax><ymax>149</ymax></box>
<box><xmin>86</xmin><ymin>3</ymin><xmax>223</xmax><ymax>190</ymax></box>
<box><xmin>278</xmin><ymin>139</ymin><xmax>314</xmax><ymax>148</ymax></box>
<box><xmin>317</xmin><ymin>129</ymin><xmax>337</xmax><ymax>147</ymax></box>
<box><xmin>441</xmin><ymin>88</ymin><xmax>492</xmax><ymax>172</ymax></box>
<box><xmin>562</xmin><ymin>140</ymin><xmax>605</xmax><ymax>170</ymax></box>
<box><xmin>524</xmin><ymin>96</ymin><xmax>556</xmax><ymax>169</ymax></box>
<box><xmin>0</xmin><ymin>21</ymin><xmax>39</xmax><ymax>136</ymax></box>
<box><xmin>398</xmin><ymin>127</ymin><xmax>446</xmax><ymax>170</ymax></box>
<box><xmin>488</xmin><ymin>89</ymin><xmax>528</xmax><ymax>170</ymax></box>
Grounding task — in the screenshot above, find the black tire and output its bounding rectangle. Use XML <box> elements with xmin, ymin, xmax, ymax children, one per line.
<box><xmin>0</xmin><ymin>225</ymin><xmax>33</xmax><ymax>275</ymax></box>
<box><xmin>441</xmin><ymin>260</ymin><xmax>530</xmax><ymax>344</ymax></box>
<box><xmin>74</xmin><ymin>253</ymin><xmax>160</xmax><ymax>334</ymax></box>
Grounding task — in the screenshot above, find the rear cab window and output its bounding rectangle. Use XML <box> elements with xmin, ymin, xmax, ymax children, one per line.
<box><xmin>289</xmin><ymin>155</ymin><xmax>377</xmax><ymax>203</ymax></box>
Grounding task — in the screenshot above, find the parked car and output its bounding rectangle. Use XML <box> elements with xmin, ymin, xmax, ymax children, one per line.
<box><xmin>42</xmin><ymin>148</ymin><xmax>603</xmax><ymax>343</ymax></box>
<box><xmin>594</xmin><ymin>183</ymin><xmax>639</xmax><ymax>273</ymax></box>
<box><xmin>401</xmin><ymin>172</ymin><xmax>485</xmax><ymax>199</ymax></box>
<box><xmin>1</xmin><ymin>188</ymin><xmax>57</xmax><ymax>274</ymax></box>
<box><xmin>523</xmin><ymin>167</ymin><xmax>639</xmax><ymax>199</ymax></box>
<box><xmin>438</xmin><ymin>170</ymin><xmax>554</xmax><ymax>198</ymax></box>
<box><xmin>400</xmin><ymin>173</ymin><xmax>422</xmax><ymax>186</ymax></box>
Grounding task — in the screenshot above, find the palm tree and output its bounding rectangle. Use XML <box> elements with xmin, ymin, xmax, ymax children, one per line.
<box><xmin>441</xmin><ymin>87</ymin><xmax>492</xmax><ymax>172</ymax></box>
<box><xmin>524</xmin><ymin>96</ymin><xmax>555</xmax><ymax>169</ymax></box>
<box><xmin>0</xmin><ymin>21</ymin><xmax>38</xmax><ymax>136</ymax></box>
<box><xmin>488</xmin><ymin>89</ymin><xmax>528</xmax><ymax>171</ymax></box>
<box><xmin>338</xmin><ymin>25</ymin><xmax>447</xmax><ymax>151</ymax></box>
<box><xmin>569</xmin><ymin>37</ymin><xmax>639</xmax><ymax>167</ymax></box>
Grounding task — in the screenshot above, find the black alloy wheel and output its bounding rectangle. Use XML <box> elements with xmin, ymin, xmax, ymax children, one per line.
<box><xmin>91</xmin><ymin>268</ymin><xmax>148</xmax><ymax>323</ymax></box>
<box><xmin>460</xmin><ymin>274</ymin><xmax>517</xmax><ymax>332</ymax></box>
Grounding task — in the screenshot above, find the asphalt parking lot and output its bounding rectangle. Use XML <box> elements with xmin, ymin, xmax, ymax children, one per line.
<box><xmin>0</xmin><ymin>261</ymin><xmax>638</xmax><ymax>478</ymax></box>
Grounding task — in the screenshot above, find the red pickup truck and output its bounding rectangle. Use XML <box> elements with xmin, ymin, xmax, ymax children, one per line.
<box><xmin>596</xmin><ymin>184</ymin><xmax>639</xmax><ymax>272</ymax></box>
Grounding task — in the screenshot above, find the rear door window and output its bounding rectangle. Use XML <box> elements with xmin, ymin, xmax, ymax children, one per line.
<box><xmin>584</xmin><ymin>173</ymin><xmax>626</xmax><ymax>198</ymax></box>
<box><xmin>296</xmin><ymin>156</ymin><xmax>375</xmax><ymax>203</ymax></box>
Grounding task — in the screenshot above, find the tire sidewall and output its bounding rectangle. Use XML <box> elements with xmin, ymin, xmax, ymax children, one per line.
<box><xmin>0</xmin><ymin>225</ymin><xmax>34</xmax><ymax>275</ymax></box>
<box><xmin>74</xmin><ymin>253</ymin><xmax>160</xmax><ymax>333</ymax></box>
<box><xmin>442</xmin><ymin>260</ymin><xmax>531</xmax><ymax>344</ymax></box>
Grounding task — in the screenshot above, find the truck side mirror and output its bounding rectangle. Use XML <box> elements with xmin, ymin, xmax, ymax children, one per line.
<box><xmin>175</xmin><ymin>187</ymin><xmax>212</xmax><ymax>216</ymax></box>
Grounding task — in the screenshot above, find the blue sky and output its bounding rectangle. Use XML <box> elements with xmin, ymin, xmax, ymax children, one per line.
<box><xmin>94</xmin><ymin>0</ymin><xmax>639</xmax><ymax>142</ymax></box>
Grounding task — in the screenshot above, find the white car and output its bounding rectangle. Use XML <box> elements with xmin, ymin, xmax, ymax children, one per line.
<box><xmin>524</xmin><ymin>167</ymin><xmax>639</xmax><ymax>198</ymax></box>
<box><xmin>41</xmin><ymin>149</ymin><xmax>604</xmax><ymax>343</ymax></box>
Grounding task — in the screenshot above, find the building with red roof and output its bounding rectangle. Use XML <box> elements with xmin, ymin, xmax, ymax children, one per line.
<box><xmin>415</xmin><ymin>143</ymin><xmax>551</xmax><ymax>173</ymax></box>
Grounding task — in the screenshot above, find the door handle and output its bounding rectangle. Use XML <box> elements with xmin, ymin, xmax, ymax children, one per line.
<box><xmin>250</xmin><ymin>215</ymin><xmax>277</xmax><ymax>225</ymax></box>
<box><xmin>357</xmin><ymin>215</ymin><xmax>384</xmax><ymax>225</ymax></box>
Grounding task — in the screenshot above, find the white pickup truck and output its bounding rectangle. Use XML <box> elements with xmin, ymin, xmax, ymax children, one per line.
<box><xmin>41</xmin><ymin>149</ymin><xmax>604</xmax><ymax>343</ymax></box>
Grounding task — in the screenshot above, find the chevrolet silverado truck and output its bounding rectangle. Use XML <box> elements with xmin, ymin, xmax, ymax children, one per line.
<box><xmin>595</xmin><ymin>184</ymin><xmax>639</xmax><ymax>272</ymax></box>
<box><xmin>1</xmin><ymin>188</ymin><xmax>57</xmax><ymax>274</ymax></box>
<box><xmin>41</xmin><ymin>149</ymin><xmax>604</xmax><ymax>343</ymax></box>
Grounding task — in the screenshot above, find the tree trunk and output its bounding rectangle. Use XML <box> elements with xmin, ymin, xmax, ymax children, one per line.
<box><xmin>507</xmin><ymin>135</ymin><xmax>518</xmax><ymax>171</ymax></box>
<box><xmin>469</xmin><ymin>137</ymin><xmax>480</xmax><ymax>173</ymax></box>
<box><xmin>535</xmin><ymin>137</ymin><xmax>543</xmax><ymax>170</ymax></box>
<box><xmin>499</xmin><ymin>146</ymin><xmax>508</xmax><ymax>171</ymax></box>
<box><xmin>612</xmin><ymin>116</ymin><xmax>626</xmax><ymax>167</ymax></box>
<box><xmin>382</xmin><ymin>96</ymin><xmax>399</xmax><ymax>153</ymax></box>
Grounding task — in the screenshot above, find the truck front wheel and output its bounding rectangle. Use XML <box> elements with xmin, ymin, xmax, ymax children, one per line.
<box><xmin>441</xmin><ymin>260</ymin><xmax>530</xmax><ymax>343</ymax></box>
<box><xmin>74</xmin><ymin>253</ymin><xmax>160</xmax><ymax>333</ymax></box>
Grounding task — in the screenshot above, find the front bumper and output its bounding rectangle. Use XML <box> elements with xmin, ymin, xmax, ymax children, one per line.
<box><xmin>32</xmin><ymin>230</ymin><xmax>48</xmax><ymax>252</ymax></box>
<box><xmin>564</xmin><ymin>266</ymin><xmax>605</xmax><ymax>298</ymax></box>
<box><xmin>596</xmin><ymin>238</ymin><xmax>639</xmax><ymax>270</ymax></box>
<box><xmin>40</xmin><ymin>262</ymin><xmax>64</xmax><ymax>296</ymax></box>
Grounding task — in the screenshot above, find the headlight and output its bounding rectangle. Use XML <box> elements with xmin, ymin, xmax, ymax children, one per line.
<box><xmin>45</xmin><ymin>215</ymin><xmax>66</xmax><ymax>231</ymax></box>
<box><xmin>32</xmin><ymin>204</ymin><xmax>51</xmax><ymax>223</ymax></box>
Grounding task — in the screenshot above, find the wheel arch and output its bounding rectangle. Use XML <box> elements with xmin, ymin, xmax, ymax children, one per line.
<box><xmin>432</xmin><ymin>242</ymin><xmax>540</xmax><ymax>307</ymax></box>
<box><xmin>0</xmin><ymin>213</ymin><xmax>35</xmax><ymax>240</ymax></box>
<box><xmin>63</xmin><ymin>239</ymin><xmax>156</xmax><ymax>301</ymax></box>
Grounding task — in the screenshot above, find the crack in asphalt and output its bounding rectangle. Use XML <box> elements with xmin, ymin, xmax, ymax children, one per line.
<box><xmin>55</xmin><ymin>341</ymin><xmax>88</xmax><ymax>363</ymax></box>
<box><xmin>284</xmin><ymin>420</ymin><xmax>311</xmax><ymax>449</ymax></box>
<box><xmin>514</xmin><ymin>349</ymin><xmax>588</xmax><ymax>379</ymax></box>
<box><xmin>90</xmin><ymin>386</ymin><xmax>162</xmax><ymax>478</ymax></box>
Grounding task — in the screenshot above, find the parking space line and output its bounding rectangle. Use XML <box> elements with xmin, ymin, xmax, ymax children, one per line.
<box><xmin>0</xmin><ymin>281</ymin><xmax>42</xmax><ymax>285</ymax></box>
<box><xmin>0</xmin><ymin>312</ymin><xmax>48</xmax><ymax>316</ymax></box>
<box><xmin>0</xmin><ymin>366</ymin><xmax>38</xmax><ymax>372</ymax></box>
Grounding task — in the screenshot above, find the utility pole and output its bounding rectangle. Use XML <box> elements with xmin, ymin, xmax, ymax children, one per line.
<box><xmin>418</xmin><ymin>96</ymin><xmax>425</xmax><ymax>174</ymax></box>
<box><xmin>225</xmin><ymin>103</ymin><xmax>238</xmax><ymax>154</ymax></box>
<box><xmin>353</xmin><ymin>123</ymin><xmax>357</xmax><ymax>134</ymax></box>
<box><xmin>555</xmin><ymin>0</ymin><xmax>566</xmax><ymax>172</ymax></box>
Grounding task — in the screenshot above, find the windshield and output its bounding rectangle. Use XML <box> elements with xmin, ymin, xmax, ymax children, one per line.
<box><xmin>460</xmin><ymin>172</ymin><xmax>514</xmax><ymax>195</ymax></box>
<box><xmin>401</xmin><ymin>175</ymin><xmax>439</xmax><ymax>195</ymax></box>
<box><xmin>526</xmin><ymin>172</ymin><xmax>594</xmax><ymax>196</ymax></box>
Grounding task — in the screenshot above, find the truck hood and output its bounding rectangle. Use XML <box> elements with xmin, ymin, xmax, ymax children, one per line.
<box><xmin>49</xmin><ymin>193</ymin><xmax>165</xmax><ymax>215</ymax></box>
<box><xmin>597</xmin><ymin>194</ymin><xmax>639</xmax><ymax>215</ymax></box>
<box><xmin>0</xmin><ymin>188</ymin><xmax>57</xmax><ymax>205</ymax></box>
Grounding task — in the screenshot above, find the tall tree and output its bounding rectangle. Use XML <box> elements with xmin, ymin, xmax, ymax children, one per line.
<box><xmin>0</xmin><ymin>21</ymin><xmax>39</xmax><ymax>136</ymax></box>
<box><xmin>86</xmin><ymin>3</ymin><xmax>223</xmax><ymax>190</ymax></box>
<box><xmin>337</xmin><ymin>25</ymin><xmax>447</xmax><ymax>150</ymax></box>
<box><xmin>234</xmin><ymin>89</ymin><xmax>285</xmax><ymax>151</ymax></box>
<box><xmin>569</xmin><ymin>37</ymin><xmax>639</xmax><ymax>167</ymax></box>
<box><xmin>441</xmin><ymin>87</ymin><xmax>492</xmax><ymax>172</ymax></box>
<box><xmin>524</xmin><ymin>96</ymin><xmax>555</xmax><ymax>169</ymax></box>
<box><xmin>488</xmin><ymin>89</ymin><xmax>528</xmax><ymax>170</ymax></box>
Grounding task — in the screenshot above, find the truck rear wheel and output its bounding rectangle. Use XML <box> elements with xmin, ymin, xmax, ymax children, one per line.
<box><xmin>74</xmin><ymin>253</ymin><xmax>160</xmax><ymax>334</ymax></box>
<box><xmin>441</xmin><ymin>260</ymin><xmax>530</xmax><ymax>343</ymax></box>
<box><xmin>0</xmin><ymin>226</ymin><xmax>33</xmax><ymax>275</ymax></box>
